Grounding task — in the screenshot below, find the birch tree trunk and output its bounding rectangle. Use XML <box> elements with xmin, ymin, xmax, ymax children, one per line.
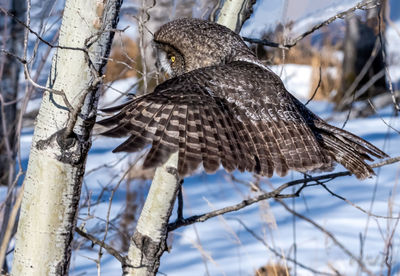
<box><xmin>11</xmin><ymin>0</ymin><xmax>122</xmax><ymax>275</ymax></box>
<box><xmin>125</xmin><ymin>1</ymin><xmax>255</xmax><ymax>275</ymax></box>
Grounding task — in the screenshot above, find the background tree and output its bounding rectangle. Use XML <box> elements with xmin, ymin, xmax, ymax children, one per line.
<box><xmin>335</xmin><ymin>0</ymin><xmax>388</xmax><ymax>113</ymax></box>
<box><xmin>0</xmin><ymin>0</ymin><xmax>25</xmax><ymax>272</ymax></box>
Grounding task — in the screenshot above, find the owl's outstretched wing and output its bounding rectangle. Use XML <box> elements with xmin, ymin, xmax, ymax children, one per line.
<box><xmin>98</xmin><ymin>61</ymin><xmax>387</xmax><ymax>178</ymax></box>
<box><xmin>98</xmin><ymin>82</ymin><xmax>261</xmax><ymax>176</ymax></box>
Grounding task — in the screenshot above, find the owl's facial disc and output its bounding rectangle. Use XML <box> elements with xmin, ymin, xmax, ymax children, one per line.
<box><xmin>155</xmin><ymin>44</ymin><xmax>185</xmax><ymax>78</ymax></box>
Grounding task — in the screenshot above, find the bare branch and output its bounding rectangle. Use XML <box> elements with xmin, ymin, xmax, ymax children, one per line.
<box><xmin>243</xmin><ymin>0</ymin><xmax>380</xmax><ymax>49</ymax></box>
<box><xmin>367</xmin><ymin>99</ymin><xmax>400</xmax><ymax>135</ymax></box>
<box><xmin>319</xmin><ymin>181</ymin><xmax>399</xmax><ymax>219</ymax></box>
<box><xmin>168</xmin><ymin>156</ymin><xmax>400</xmax><ymax>231</ymax></box>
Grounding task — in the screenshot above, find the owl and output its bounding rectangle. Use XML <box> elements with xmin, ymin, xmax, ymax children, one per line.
<box><xmin>99</xmin><ymin>18</ymin><xmax>388</xmax><ymax>179</ymax></box>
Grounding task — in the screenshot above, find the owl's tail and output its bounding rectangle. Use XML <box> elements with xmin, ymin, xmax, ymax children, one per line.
<box><xmin>311</xmin><ymin>119</ymin><xmax>388</xmax><ymax>179</ymax></box>
<box><xmin>289</xmin><ymin>95</ymin><xmax>388</xmax><ymax>179</ymax></box>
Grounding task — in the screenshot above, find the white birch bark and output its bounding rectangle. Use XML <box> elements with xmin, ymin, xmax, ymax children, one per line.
<box><xmin>125</xmin><ymin>1</ymin><xmax>254</xmax><ymax>275</ymax></box>
<box><xmin>125</xmin><ymin>153</ymin><xmax>180</xmax><ymax>275</ymax></box>
<box><xmin>11</xmin><ymin>0</ymin><xmax>122</xmax><ymax>275</ymax></box>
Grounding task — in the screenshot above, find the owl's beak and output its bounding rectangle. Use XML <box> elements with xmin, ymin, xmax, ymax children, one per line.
<box><xmin>154</xmin><ymin>57</ymin><xmax>169</xmax><ymax>78</ymax></box>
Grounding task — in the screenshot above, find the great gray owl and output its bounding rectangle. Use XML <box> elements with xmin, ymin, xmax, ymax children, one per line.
<box><xmin>99</xmin><ymin>18</ymin><xmax>388</xmax><ymax>179</ymax></box>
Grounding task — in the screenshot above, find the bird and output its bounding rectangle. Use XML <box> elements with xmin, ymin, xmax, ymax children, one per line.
<box><xmin>98</xmin><ymin>18</ymin><xmax>388</xmax><ymax>179</ymax></box>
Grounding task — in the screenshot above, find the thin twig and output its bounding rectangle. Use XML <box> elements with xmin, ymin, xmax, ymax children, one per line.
<box><xmin>275</xmin><ymin>199</ymin><xmax>375</xmax><ymax>276</ymax></box>
<box><xmin>0</xmin><ymin>6</ymin><xmax>88</xmax><ymax>54</ymax></box>
<box><xmin>339</xmin><ymin>38</ymin><xmax>381</xmax><ymax>110</ymax></box>
<box><xmin>319</xmin><ymin>182</ymin><xmax>399</xmax><ymax>219</ymax></box>
<box><xmin>305</xmin><ymin>65</ymin><xmax>321</xmax><ymax>105</ymax></box>
<box><xmin>367</xmin><ymin>100</ymin><xmax>400</xmax><ymax>135</ymax></box>
<box><xmin>0</xmin><ymin>184</ymin><xmax>24</xmax><ymax>271</ymax></box>
<box><xmin>0</xmin><ymin>49</ymin><xmax>26</xmax><ymax>64</ymax></box>
<box><xmin>96</xmin><ymin>164</ymin><xmax>133</xmax><ymax>268</ymax></box>
<box><xmin>231</xmin><ymin>218</ymin><xmax>336</xmax><ymax>276</ymax></box>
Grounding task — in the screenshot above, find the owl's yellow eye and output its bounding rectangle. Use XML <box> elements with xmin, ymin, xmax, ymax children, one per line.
<box><xmin>170</xmin><ymin>56</ymin><xmax>176</xmax><ymax>63</ymax></box>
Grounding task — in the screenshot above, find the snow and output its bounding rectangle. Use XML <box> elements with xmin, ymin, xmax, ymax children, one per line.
<box><xmin>270</xmin><ymin>64</ymin><xmax>313</xmax><ymax>99</ymax></box>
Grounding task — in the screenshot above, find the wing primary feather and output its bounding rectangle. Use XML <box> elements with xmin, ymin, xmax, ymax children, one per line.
<box><xmin>184</xmin><ymin>104</ymin><xmax>203</xmax><ymax>173</ymax></box>
<box><xmin>254</xmin><ymin>121</ymin><xmax>285</xmax><ymax>177</ymax></box>
<box><xmin>193</xmin><ymin>103</ymin><xmax>208</xmax><ymax>171</ymax></box>
<box><xmin>217</xmin><ymin>102</ymin><xmax>251</xmax><ymax>173</ymax></box>
<box><xmin>314</xmin><ymin>120</ymin><xmax>388</xmax><ymax>159</ymax></box>
<box><xmin>112</xmin><ymin>102</ymin><xmax>167</xmax><ymax>152</ymax></box>
<box><xmin>211</xmin><ymin>102</ymin><xmax>237</xmax><ymax>172</ymax></box>
<box><xmin>319</xmin><ymin>132</ymin><xmax>374</xmax><ymax>179</ymax></box>
<box><xmin>199</xmin><ymin>103</ymin><xmax>222</xmax><ymax>173</ymax></box>
<box><xmin>177</xmin><ymin>104</ymin><xmax>189</xmax><ymax>176</ymax></box>
<box><xmin>143</xmin><ymin>104</ymin><xmax>180</xmax><ymax>168</ymax></box>
<box><xmin>197</xmin><ymin>103</ymin><xmax>222</xmax><ymax>173</ymax></box>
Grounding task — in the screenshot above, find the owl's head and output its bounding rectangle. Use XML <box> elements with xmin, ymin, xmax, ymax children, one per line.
<box><xmin>153</xmin><ymin>18</ymin><xmax>256</xmax><ymax>77</ymax></box>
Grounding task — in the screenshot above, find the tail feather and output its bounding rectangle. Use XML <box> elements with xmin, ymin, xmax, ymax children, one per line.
<box><xmin>314</xmin><ymin>120</ymin><xmax>388</xmax><ymax>159</ymax></box>
<box><xmin>318</xmin><ymin>132</ymin><xmax>374</xmax><ymax>179</ymax></box>
<box><xmin>312</xmin><ymin>120</ymin><xmax>388</xmax><ymax>179</ymax></box>
<box><xmin>291</xmin><ymin>95</ymin><xmax>388</xmax><ymax>179</ymax></box>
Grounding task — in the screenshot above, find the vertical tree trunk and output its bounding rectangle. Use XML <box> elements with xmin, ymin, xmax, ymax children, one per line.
<box><xmin>335</xmin><ymin>0</ymin><xmax>386</xmax><ymax>111</ymax></box>
<box><xmin>124</xmin><ymin>1</ymin><xmax>255</xmax><ymax>275</ymax></box>
<box><xmin>0</xmin><ymin>0</ymin><xmax>26</xmax><ymax>272</ymax></box>
<box><xmin>11</xmin><ymin>0</ymin><xmax>122</xmax><ymax>275</ymax></box>
<box><xmin>0</xmin><ymin>0</ymin><xmax>24</xmax><ymax>185</ymax></box>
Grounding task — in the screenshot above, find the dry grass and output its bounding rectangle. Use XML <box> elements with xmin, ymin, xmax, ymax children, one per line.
<box><xmin>104</xmin><ymin>35</ymin><xmax>139</xmax><ymax>83</ymax></box>
<box><xmin>255</xmin><ymin>262</ymin><xmax>290</xmax><ymax>276</ymax></box>
<box><xmin>255</xmin><ymin>26</ymin><xmax>343</xmax><ymax>101</ymax></box>
<box><xmin>308</xmin><ymin>47</ymin><xmax>342</xmax><ymax>101</ymax></box>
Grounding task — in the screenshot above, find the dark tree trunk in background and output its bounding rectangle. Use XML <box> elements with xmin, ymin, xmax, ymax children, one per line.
<box><xmin>0</xmin><ymin>0</ymin><xmax>26</xmax><ymax>272</ymax></box>
<box><xmin>335</xmin><ymin>0</ymin><xmax>387</xmax><ymax>113</ymax></box>
<box><xmin>0</xmin><ymin>0</ymin><xmax>25</xmax><ymax>185</ymax></box>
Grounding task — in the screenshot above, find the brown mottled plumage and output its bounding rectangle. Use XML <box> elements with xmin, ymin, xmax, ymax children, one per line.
<box><xmin>99</xmin><ymin>18</ymin><xmax>388</xmax><ymax>179</ymax></box>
